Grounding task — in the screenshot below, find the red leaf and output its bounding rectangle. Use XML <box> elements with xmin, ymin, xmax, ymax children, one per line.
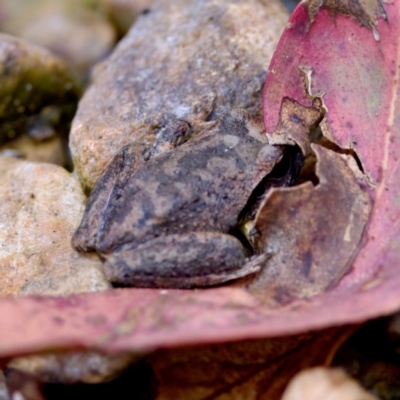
<box><xmin>0</xmin><ymin>0</ymin><xmax>399</xmax><ymax>358</ymax></box>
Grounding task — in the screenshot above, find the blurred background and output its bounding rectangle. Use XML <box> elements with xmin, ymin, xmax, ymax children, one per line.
<box><xmin>0</xmin><ymin>0</ymin><xmax>300</xmax><ymax>83</ymax></box>
<box><xmin>0</xmin><ymin>0</ymin><xmax>300</xmax><ymax>168</ymax></box>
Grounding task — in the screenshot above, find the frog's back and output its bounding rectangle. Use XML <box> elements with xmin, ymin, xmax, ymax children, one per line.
<box><xmin>96</xmin><ymin>110</ymin><xmax>271</xmax><ymax>252</ymax></box>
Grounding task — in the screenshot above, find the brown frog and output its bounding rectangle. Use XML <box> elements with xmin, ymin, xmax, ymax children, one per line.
<box><xmin>72</xmin><ymin>109</ymin><xmax>303</xmax><ymax>288</ymax></box>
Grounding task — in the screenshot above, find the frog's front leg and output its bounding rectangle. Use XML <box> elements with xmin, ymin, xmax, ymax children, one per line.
<box><xmin>72</xmin><ymin>119</ymin><xmax>192</xmax><ymax>253</ymax></box>
<box><xmin>103</xmin><ymin>232</ymin><xmax>267</xmax><ymax>288</ymax></box>
<box><xmin>72</xmin><ymin>143</ymin><xmax>142</xmax><ymax>252</ymax></box>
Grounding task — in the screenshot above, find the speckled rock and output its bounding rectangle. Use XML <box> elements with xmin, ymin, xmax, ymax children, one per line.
<box><xmin>0</xmin><ymin>0</ymin><xmax>116</xmax><ymax>80</ymax></box>
<box><xmin>9</xmin><ymin>352</ymin><xmax>137</xmax><ymax>384</ymax></box>
<box><xmin>0</xmin><ymin>34</ymin><xmax>78</xmax><ymax>145</ymax></box>
<box><xmin>0</xmin><ymin>156</ymin><xmax>136</xmax><ymax>383</ymax></box>
<box><xmin>70</xmin><ymin>0</ymin><xmax>288</xmax><ymax>189</ymax></box>
<box><xmin>0</xmin><ymin>156</ymin><xmax>109</xmax><ymax>295</ymax></box>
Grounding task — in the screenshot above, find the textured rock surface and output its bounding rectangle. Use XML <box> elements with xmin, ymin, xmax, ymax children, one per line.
<box><xmin>9</xmin><ymin>352</ymin><xmax>136</xmax><ymax>384</ymax></box>
<box><xmin>0</xmin><ymin>34</ymin><xmax>78</xmax><ymax>144</ymax></box>
<box><xmin>0</xmin><ymin>156</ymin><xmax>134</xmax><ymax>383</ymax></box>
<box><xmin>70</xmin><ymin>0</ymin><xmax>288</xmax><ymax>189</ymax></box>
<box><xmin>0</xmin><ymin>156</ymin><xmax>109</xmax><ymax>296</ymax></box>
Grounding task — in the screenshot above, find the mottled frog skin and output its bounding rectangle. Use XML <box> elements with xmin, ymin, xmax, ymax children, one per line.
<box><xmin>72</xmin><ymin>109</ymin><xmax>298</xmax><ymax>288</ymax></box>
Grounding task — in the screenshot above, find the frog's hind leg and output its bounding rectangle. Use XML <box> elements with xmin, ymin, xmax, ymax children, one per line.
<box><xmin>71</xmin><ymin>144</ymin><xmax>142</xmax><ymax>252</ymax></box>
<box><xmin>103</xmin><ymin>232</ymin><xmax>267</xmax><ymax>289</ymax></box>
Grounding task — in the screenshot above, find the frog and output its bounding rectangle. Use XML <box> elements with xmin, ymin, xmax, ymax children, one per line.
<box><xmin>72</xmin><ymin>109</ymin><xmax>303</xmax><ymax>288</ymax></box>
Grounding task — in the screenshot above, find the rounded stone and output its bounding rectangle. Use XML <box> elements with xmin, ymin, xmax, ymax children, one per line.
<box><xmin>0</xmin><ymin>156</ymin><xmax>110</xmax><ymax>295</ymax></box>
<box><xmin>70</xmin><ymin>0</ymin><xmax>288</xmax><ymax>189</ymax></box>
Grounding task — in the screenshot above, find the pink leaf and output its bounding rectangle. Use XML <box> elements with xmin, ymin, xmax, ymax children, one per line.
<box><xmin>0</xmin><ymin>0</ymin><xmax>399</xmax><ymax>358</ymax></box>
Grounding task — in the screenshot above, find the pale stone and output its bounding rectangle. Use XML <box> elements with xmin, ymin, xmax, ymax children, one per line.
<box><xmin>0</xmin><ymin>135</ymin><xmax>67</xmax><ymax>167</ymax></box>
<box><xmin>0</xmin><ymin>0</ymin><xmax>116</xmax><ymax>80</ymax></box>
<box><xmin>281</xmin><ymin>368</ymin><xmax>377</xmax><ymax>400</ymax></box>
<box><xmin>0</xmin><ymin>157</ymin><xmax>110</xmax><ymax>296</ymax></box>
<box><xmin>9</xmin><ymin>352</ymin><xmax>138</xmax><ymax>384</ymax></box>
<box><xmin>70</xmin><ymin>0</ymin><xmax>288</xmax><ymax>189</ymax></box>
<box><xmin>0</xmin><ymin>157</ymin><xmax>136</xmax><ymax>383</ymax></box>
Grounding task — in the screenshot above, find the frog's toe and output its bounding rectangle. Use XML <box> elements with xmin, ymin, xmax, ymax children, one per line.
<box><xmin>103</xmin><ymin>232</ymin><xmax>264</xmax><ymax>289</ymax></box>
